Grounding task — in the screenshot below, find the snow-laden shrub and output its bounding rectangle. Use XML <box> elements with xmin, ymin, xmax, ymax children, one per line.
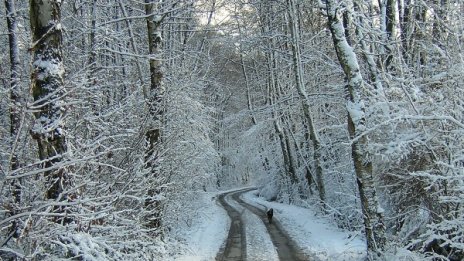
<box><xmin>383</xmin><ymin>246</ymin><xmax>426</xmax><ymax>261</ymax></box>
<box><xmin>33</xmin><ymin>231</ymin><xmax>173</xmax><ymax>261</ymax></box>
<box><xmin>258</xmin><ymin>179</ymin><xmax>279</xmax><ymax>201</ymax></box>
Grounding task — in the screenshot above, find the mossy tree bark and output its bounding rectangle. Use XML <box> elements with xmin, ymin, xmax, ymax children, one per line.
<box><xmin>29</xmin><ymin>0</ymin><xmax>70</xmax><ymax>213</ymax></box>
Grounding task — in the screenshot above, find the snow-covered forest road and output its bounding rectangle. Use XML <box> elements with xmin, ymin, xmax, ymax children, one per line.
<box><xmin>2</xmin><ymin>1</ymin><xmax>462</xmax><ymax>260</ymax></box>
<box><xmin>217</xmin><ymin>188</ymin><xmax>309</xmax><ymax>261</ymax></box>
<box><xmin>176</xmin><ymin>189</ymin><xmax>366</xmax><ymax>261</ymax></box>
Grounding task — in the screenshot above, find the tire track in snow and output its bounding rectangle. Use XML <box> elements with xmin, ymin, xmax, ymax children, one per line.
<box><xmin>217</xmin><ymin>188</ymin><xmax>310</xmax><ymax>261</ymax></box>
<box><xmin>216</xmin><ymin>189</ymin><xmax>250</xmax><ymax>261</ymax></box>
<box><xmin>233</xmin><ymin>190</ymin><xmax>310</xmax><ymax>261</ymax></box>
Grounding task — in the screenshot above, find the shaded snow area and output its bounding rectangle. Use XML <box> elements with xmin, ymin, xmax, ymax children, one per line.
<box><xmin>242</xmin><ymin>190</ymin><xmax>367</xmax><ymax>261</ymax></box>
<box><xmin>172</xmin><ymin>192</ymin><xmax>229</xmax><ymax>261</ymax></box>
<box><xmin>225</xmin><ymin>193</ymin><xmax>279</xmax><ymax>261</ymax></box>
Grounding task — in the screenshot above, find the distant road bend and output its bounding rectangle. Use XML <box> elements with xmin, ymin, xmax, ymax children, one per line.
<box><xmin>216</xmin><ymin>188</ymin><xmax>308</xmax><ymax>261</ymax></box>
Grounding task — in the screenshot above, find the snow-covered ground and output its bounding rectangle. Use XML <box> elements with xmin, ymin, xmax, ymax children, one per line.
<box><xmin>172</xmin><ymin>192</ymin><xmax>230</xmax><ymax>261</ymax></box>
<box><xmin>241</xmin><ymin>190</ymin><xmax>367</xmax><ymax>261</ymax></box>
<box><xmin>224</xmin><ymin>192</ymin><xmax>279</xmax><ymax>261</ymax></box>
<box><xmin>174</xmin><ymin>188</ymin><xmax>368</xmax><ymax>261</ymax></box>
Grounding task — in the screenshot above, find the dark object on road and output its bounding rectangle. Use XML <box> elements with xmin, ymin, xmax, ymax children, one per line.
<box><xmin>267</xmin><ymin>208</ymin><xmax>274</xmax><ymax>224</ymax></box>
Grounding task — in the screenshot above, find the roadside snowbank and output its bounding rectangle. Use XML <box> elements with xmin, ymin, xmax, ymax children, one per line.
<box><xmin>242</xmin><ymin>190</ymin><xmax>367</xmax><ymax>261</ymax></box>
<box><xmin>173</xmin><ymin>191</ymin><xmax>229</xmax><ymax>261</ymax></box>
<box><xmin>174</xmin><ymin>188</ymin><xmax>423</xmax><ymax>261</ymax></box>
<box><xmin>174</xmin><ymin>188</ymin><xmax>279</xmax><ymax>261</ymax></box>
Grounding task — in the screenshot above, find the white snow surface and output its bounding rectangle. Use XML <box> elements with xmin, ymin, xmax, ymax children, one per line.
<box><xmin>173</xmin><ymin>192</ymin><xmax>229</xmax><ymax>261</ymax></box>
<box><xmin>241</xmin><ymin>190</ymin><xmax>367</xmax><ymax>261</ymax></box>
<box><xmin>224</xmin><ymin>192</ymin><xmax>279</xmax><ymax>261</ymax></box>
<box><xmin>175</xmin><ymin>188</ymin><xmax>367</xmax><ymax>261</ymax></box>
<box><xmin>243</xmin><ymin>209</ymin><xmax>279</xmax><ymax>261</ymax></box>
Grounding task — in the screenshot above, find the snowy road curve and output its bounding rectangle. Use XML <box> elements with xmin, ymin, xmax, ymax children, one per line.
<box><xmin>216</xmin><ymin>188</ymin><xmax>309</xmax><ymax>261</ymax></box>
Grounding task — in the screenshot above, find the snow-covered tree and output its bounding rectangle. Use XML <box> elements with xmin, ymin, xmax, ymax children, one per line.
<box><xmin>326</xmin><ymin>0</ymin><xmax>386</xmax><ymax>256</ymax></box>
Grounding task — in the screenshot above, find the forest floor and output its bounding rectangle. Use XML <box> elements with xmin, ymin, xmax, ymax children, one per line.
<box><xmin>174</xmin><ymin>188</ymin><xmax>366</xmax><ymax>261</ymax></box>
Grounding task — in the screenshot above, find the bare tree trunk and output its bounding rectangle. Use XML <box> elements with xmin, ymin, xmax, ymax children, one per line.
<box><xmin>5</xmin><ymin>0</ymin><xmax>22</xmax><ymax>239</ymax></box>
<box><xmin>87</xmin><ymin>0</ymin><xmax>99</xmax><ymax>114</ymax></box>
<box><xmin>29</xmin><ymin>0</ymin><xmax>71</xmax><ymax>221</ymax></box>
<box><xmin>398</xmin><ymin>0</ymin><xmax>411</xmax><ymax>59</ymax></box>
<box><xmin>144</xmin><ymin>0</ymin><xmax>162</xmax><ymax>230</ymax></box>
<box><xmin>286</xmin><ymin>0</ymin><xmax>326</xmax><ymax>204</ymax></box>
<box><xmin>235</xmin><ymin>12</ymin><xmax>257</xmax><ymax>125</ymax></box>
<box><xmin>258</xmin><ymin>1</ymin><xmax>295</xmax><ymax>184</ymax></box>
<box><xmin>385</xmin><ymin>0</ymin><xmax>398</xmax><ymax>68</ymax></box>
<box><xmin>433</xmin><ymin>0</ymin><xmax>449</xmax><ymax>45</ymax></box>
<box><xmin>273</xmin><ymin>119</ymin><xmax>293</xmax><ymax>180</ymax></box>
<box><xmin>326</xmin><ymin>0</ymin><xmax>386</xmax><ymax>257</ymax></box>
<box><xmin>270</xmin><ymin>57</ymin><xmax>296</xmax><ymax>184</ymax></box>
<box><xmin>144</xmin><ymin>0</ymin><xmax>166</xmax><ymax>169</ymax></box>
<box><xmin>5</xmin><ymin>0</ymin><xmax>21</xmax><ymax>194</ymax></box>
<box><xmin>241</xmin><ymin>52</ymin><xmax>257</xmax><ymax>125</ymax></box>
<box><xmin>266</xmin><ymin>46</ymin><xmax>295</xmax><ymax>183</ymax></box>
<box><xmin>143</xmin><ymin>0</ymin><xmax>176</xmax><ymax>230</ymax></box>
<box><xmin>88</xmin><ymin>0</ymin><xmax>97</xmax><ymax>79</ymax></box>
<box><xmin>118</xmin><ymin>0</ymin><xmax>144</xmax><ymax>90</ymax></box>
<box><xmin>353</xmin><ymin>0</ymin><xmax>384</xmax><ymax>91</ymax></box>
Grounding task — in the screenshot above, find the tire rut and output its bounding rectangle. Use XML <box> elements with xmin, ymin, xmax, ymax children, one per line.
<box><xmin>216</xmin><ymin>189</ymin><xmax>249</xmax><ymax>261</ymax></box>
<box><xmin>233</xmin><ymin>192</ymin><xmax>310</xmax><ymax>261</ymax></box>
<box><xmin>217</xmin><ymin>188</ymin><xmax>310</xmax><ymax>261</ymax></box>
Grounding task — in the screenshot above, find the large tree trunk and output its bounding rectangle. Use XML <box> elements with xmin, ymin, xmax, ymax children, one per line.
<box><xmin>143</xmin><ymin>0</ymin><xmax>169</xmax><ymax>230</ymax></box>
<box><xmin>29</xmin><ymin>0</ymin><xmax>70</xmax><ymax>217</ymax></box>
<box><xmin>5</xmin><ymin>0</ymin><xmax>22</xmax><ymax>238</ymax></box>
<box><xmin>145</xmin><ymin>0</ymin><xmax>165</xmax><ymax>167</ymax></box>
<box><xmin>5</xmin><ymin>0</ymin><xmax>21</xmax><ymax>195</ymax></box>
<box><xmin>385</xmin><ymin>0</ymin><xmax>398</xmax><ymax>68</ymax></box>
<box><xmin>286</xmin><ymin>0</ymin><xmax>326</xmax><ymax>204</ymax></box>
<box><xmin>326</xmin><ymin>0</ymin><xmax>386</xmax><ymax>257</ymax></box>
